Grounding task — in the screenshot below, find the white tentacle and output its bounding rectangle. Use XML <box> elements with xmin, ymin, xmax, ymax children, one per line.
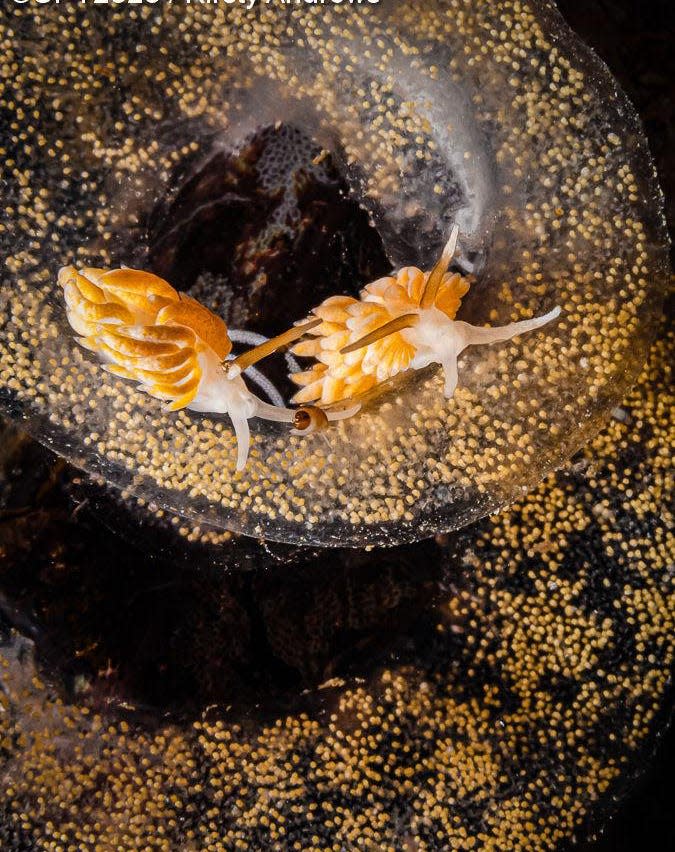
<box><xmin>441</xmin><ymin>354</ymin><xmax>459</xmax><ymax>399</ymax></box>
<box><xmin>231</xmin><ymin>415</ymin><xmax>251</xmax><ymax>472</ymax></box>
<box><xmin>250</xmin><ymin>394</ymin><xmax>297</xmax><ymax>423</ymax></box>
<box><xmin>324</xmin><ymin>403</ymin><xmax>361</xmax><ymax>422</ymax></box>
<box><xmin>456</xmin><ymin>307</ymin><xmax>561</xmax><ymax>351</ymax></box>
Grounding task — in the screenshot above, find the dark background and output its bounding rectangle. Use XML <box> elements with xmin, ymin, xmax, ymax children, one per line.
<box><xmin>557</xmin><ymin>0</ymin><xmax>674</xmax><ymax>263</ymax></box>
<box><xmin>556</xmin><ymin>1</ymin><xmax>674</xmax><ymax>849</ymax></box>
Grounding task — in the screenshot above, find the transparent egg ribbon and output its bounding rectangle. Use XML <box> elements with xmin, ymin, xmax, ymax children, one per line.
<box><xmin>0</xmin><ymin>0</ymin><xmax>668</xmax><ymax>547</ymax></box>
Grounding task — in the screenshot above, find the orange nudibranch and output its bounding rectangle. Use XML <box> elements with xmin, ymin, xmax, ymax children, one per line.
<box><xmin>290</xmin><ymin>226</ymin><xmax>561</xmax><ymax>405</ymax></box>
<box><xmin>59</xmin><ymin>266</ymin><xmax>356</xmax><ymax>471</ymax></box>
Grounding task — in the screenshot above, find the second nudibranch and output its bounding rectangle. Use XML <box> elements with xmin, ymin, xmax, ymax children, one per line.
<box><xmin>290</xmin><ymin>226</ymin><xmax>561</xmax><ymax>405</ymax></box>
<box><xmin>59</xmin><ymin>266</ymin><xmax>356</xmax><ymax>471</ymax></box>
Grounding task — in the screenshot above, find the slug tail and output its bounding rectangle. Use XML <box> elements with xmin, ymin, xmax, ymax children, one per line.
<box><xmin>457</xmin><ymin>307</ymin><xmax>561</xmax><ymax>348</ymax></box>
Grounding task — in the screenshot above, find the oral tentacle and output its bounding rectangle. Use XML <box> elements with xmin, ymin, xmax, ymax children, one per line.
<box><xmin>231</xmin><ymin>414</ymin><xmax>251</xmax><ymax>472</ymax></box>
<box><xmin>441</xmin><ymin>354</ymin><xmax>459</xmax><ymax>399</ymax></box>
<box><xmin>250</xmin><ymin>394</ymin><xmax>297</xmax><ymax>423</ymax></box>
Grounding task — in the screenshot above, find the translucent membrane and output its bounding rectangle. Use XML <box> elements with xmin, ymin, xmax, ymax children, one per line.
<box><xmin>0</xmin><ymin>0</ymin><xmax>668</xmax><ymax>546</ymax></box>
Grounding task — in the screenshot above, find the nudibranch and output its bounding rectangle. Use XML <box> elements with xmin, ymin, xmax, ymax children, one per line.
<box><xmin>59</xmin><ymin>266</ymin><xmax>357</xmax><ymax>471</ymax></box>
<box><xmin>291</xmin><ymin>227</ymin><xmax>561</xmax><ymax>405</ymax></box>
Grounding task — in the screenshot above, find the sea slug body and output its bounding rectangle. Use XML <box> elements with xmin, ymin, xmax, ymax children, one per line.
<box><xmin>290</xmin><ymin>227</ymin><xmax>561</xmax><ymax>405</ymax></box>
<box><xmin>59</xmin><ymin>266</ymin><xmax>356</xmax><ymax>471</ymax></box>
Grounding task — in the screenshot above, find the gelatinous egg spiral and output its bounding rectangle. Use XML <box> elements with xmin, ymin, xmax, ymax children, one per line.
<box><xmin>0</xmin><ymin>0</ymin><xmax>669</xmax><ymax>546</ymax></box>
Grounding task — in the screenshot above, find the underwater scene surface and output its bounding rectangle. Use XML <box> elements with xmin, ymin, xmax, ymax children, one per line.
<box><xmin>0</xmin><ymin>0</ymin><xmax>673</xmax><ymax>849</ymax></box>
